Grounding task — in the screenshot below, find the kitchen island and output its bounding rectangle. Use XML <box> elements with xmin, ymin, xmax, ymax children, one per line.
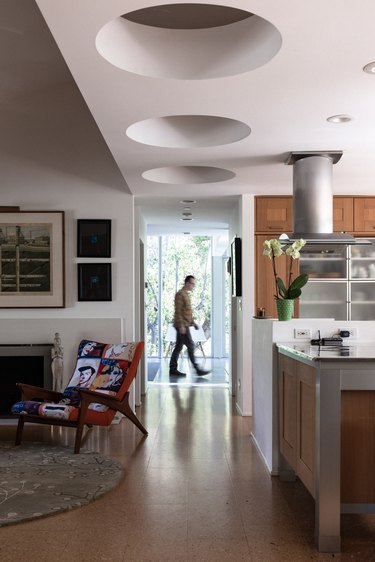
<box><xmin>277</xmin><ymin>342</ymin><xmax>375</xmax><ymax>553</ymax></box>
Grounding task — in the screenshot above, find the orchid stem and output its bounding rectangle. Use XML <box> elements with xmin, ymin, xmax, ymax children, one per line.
<box><xmin>287</xmin><ymin>256</ymin><xmax>293</xmax><ymax>295</ymax></box>
<box><xmin>271</xmin><ymin>249</ymin><xmax>279</xmax><ymax>299</ymax></box>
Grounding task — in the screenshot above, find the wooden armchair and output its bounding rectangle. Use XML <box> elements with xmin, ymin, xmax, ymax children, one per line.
<box><xmin>12</xmin><ymin>340</ymin><xmax>147</xmax><ymax>453</ymax></box>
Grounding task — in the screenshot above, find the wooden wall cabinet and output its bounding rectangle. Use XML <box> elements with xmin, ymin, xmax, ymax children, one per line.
<box><xmin>333</xmin><ymin>197</ymin><xmax>354</xmax><ymax>232</ymax></box>
<box><xmin>354</xmin><ymin>198</ymin><xmax>375</xmax><ymax>233</ymax></box>
<box><xmin>255</xmin><ymin>197</ymin><xmax>292</xmax><ymax>233</ymax></box>
<box><xmin>255</xmin><ymin>196</ymin><xmax>355</xmax><ymax>234</ymax></box>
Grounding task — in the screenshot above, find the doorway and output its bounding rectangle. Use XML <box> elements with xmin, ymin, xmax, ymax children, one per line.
<box><xmin>145</xmin><ymin>233</ymin><xmax>230</xmax><ymax>387</ymax></box>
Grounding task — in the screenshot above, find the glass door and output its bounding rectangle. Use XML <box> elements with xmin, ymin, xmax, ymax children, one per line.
<box><xmin>299</xmin><ymin>245</ymin><xmax>348</xmax><ymax>320</ymax></box>
<box><xmin>350</xmin><ymin>239</ymin><xmax>375</xmax><ymax>320</ymax></box>
<box><xmin>299</xmin><ymin>281</ymin><xmax>348</xmax><ymax>320</ymax></box>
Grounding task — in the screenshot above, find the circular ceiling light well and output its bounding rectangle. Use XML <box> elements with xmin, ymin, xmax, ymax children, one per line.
<box><xmin>96</xmin><ymin>4</ymin><xmax>282</xmax><ymax>79</ymax></box>
<box><xmin>327</xmin><ymin>114</ymin><xmax>353</xmax><ymax>123</ymax></box>
<box><xmin>142</xmin><ymin>165</ymin><xmax>235</xmax><ymax>184</ymax></box>
<box><xmin>126</xmin><ymin>115</ymin><xmax>251</xmax><ymax>148</ymax></box>
<box><xmin>363</xmin><ymin>61</ymin><xmax>375</xmax><ymax>74</ymax></box>
<box><xmin>123</xmin><ymin>3</ymin><xmax>251</xmax><ymax>29</ymax></box>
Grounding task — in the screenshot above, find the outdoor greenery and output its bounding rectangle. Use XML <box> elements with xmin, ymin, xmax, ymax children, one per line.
<box><xmin>146</xmin><ymin>235</ymin><xmax>212</xmax><ymax>356</ymax></box>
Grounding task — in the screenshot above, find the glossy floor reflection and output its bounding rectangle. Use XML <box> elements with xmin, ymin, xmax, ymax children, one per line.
<box><xmin>149</xmin><ymin>357</ymin><xmax>230</xmax><ymax>386</ymax></box>
<box><xmin>1</xmin><ymin>385</ymin><xmax>375</xmax><ymax>561</ymax></box>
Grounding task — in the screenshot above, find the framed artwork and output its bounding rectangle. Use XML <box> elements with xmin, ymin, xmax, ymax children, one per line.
<box><xmin>78</xmin><ymin>263</ymin><xmax>112</xmax><ymax>301</ymax></box>
<box><xmin>0</xmin><ymin>211</ymin><xmax>65</xmax><ymax>308</ymax></box>
<box><xmin>77</xmin><ymin>219</ymin><xmax>111</xmax><ymax>257</ymax></box>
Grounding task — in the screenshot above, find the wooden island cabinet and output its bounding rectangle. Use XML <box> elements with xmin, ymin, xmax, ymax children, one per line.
<box><xmin>278</xmin><ymin>344</ymin><xmax>375</xmax><ymax>552</ymax></box>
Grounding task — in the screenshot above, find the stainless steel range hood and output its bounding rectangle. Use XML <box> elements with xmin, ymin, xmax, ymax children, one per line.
<box><xmin>283</xmin><ymin>151</ymin><xmax>370</xmax><ymax>246</ymax></box>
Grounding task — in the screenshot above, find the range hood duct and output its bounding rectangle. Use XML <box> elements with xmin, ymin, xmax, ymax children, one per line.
<box><xmin>284</xmin><ymin>151</ymin><xmax>370</xmax><ymax>246</ymax></box>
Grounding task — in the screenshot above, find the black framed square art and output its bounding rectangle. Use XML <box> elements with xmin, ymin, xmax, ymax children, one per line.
<box><xmin>77</xmin><ymin>263</ymin><xmax>112</xmax><ymax>301</ymax></box>
<box><xmin>77</xmin><ymin>219</ymin><xmax>111</xmax><ymax>258</ymax></box>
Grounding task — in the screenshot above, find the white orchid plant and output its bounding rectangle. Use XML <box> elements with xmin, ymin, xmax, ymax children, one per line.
<box><xmin>263</xmin><ymin>238</ymin><xmax>309</xmax><ymax>300</ymax></box>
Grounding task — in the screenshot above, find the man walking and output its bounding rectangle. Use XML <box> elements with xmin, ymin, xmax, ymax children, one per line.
<box><xmin>169</xmin><ymin>275</ymin><xmax>210</xmax><ymax>377</ymax></box>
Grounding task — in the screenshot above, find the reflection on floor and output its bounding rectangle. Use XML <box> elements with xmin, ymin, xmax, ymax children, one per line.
<box><xmin>1</xmin><ymin>384</ymin><xmax>375</xmax><ymax>560</ymax></box>
<box><xmin>148</xmin><ymin>357</ymin><xmax>230</xmax><ymax>387</ymax></box>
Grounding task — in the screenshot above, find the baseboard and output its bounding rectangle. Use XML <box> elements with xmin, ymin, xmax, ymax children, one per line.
<box><xmin>250</xmin><ymin>432</ymin><xmax>279</xmax><ymax>476</ymax></box>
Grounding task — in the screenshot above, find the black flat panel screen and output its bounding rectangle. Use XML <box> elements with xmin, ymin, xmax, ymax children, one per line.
<box><xmin>231</xmin><ymin>237</ymin><xmax>242</xmax><ymax>297</ymax></box>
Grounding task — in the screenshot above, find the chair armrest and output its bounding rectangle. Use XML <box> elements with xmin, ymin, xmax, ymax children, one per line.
<box><xmin>16</xmin><ymin>383</ymin><xmax>62</xmax><ymax>402</ymax></box>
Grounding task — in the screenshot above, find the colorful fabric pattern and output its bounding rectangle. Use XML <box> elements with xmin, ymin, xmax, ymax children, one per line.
<box><xmin>11</xmin><ymin>340</ymin><xmax>135</xmax><ymax>422</ymax></box>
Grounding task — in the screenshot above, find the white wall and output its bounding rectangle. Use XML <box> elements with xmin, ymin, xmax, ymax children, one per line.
<box><xmin>0</xmin><ymin>14</ymin><xmax>137</xmax><ymax>382</ymax></box>
<box><xmin>0</xmin><ymin>185</ymin><xmax>134</xmax><ymax>324</ymax></box>
<box><xmin>0</xmin><ymin>318</ymin><xmax>123</xmax><ymax>388</ymax></box>
<box><xmin>134</xmin><ymin>207</ymin><xmax>147</xmax><ymax>401</ymax></box>
<box><xmin>230</xmin><ymin>195</ymin><xmax>254</xmax><ymax>416</ymax></box>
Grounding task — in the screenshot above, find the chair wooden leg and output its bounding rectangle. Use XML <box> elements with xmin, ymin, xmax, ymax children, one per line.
<box><xmin>119</xmin><ymin>393</ymin><xmax>148</xmax><ymax>435</ymax></box>
<box><xmin>74</xmin><ymin>401</ymin><xmax>91</xmax><ymax>454</ymax></box>
<box><xmin>74</xmin><ymin>422</ymin><xmax>84</xmax><ymax>454</ymax></box>
<box><xmin>15</xmin><ymin>416</ymin><xmax>25</xmax><ymax>446</ymax></box>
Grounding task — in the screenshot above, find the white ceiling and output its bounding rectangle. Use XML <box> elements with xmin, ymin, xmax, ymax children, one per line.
<box><xmin>5</xmin><ymin>1</ymin><xmax>375</xmax><ymax>233</ymax></box>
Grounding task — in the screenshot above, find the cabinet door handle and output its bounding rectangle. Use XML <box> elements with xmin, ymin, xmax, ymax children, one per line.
<box><xmin>268</xmin><ymin>226</ymin><xmax>284</xmax><ymax>229</ymax></box>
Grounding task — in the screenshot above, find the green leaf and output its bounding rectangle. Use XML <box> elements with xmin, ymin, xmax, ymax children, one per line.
<box><xmin>289</xmin><ymin>274</ymin><xmax>309</xmax><ymax>291</ymax></box>
<box><xmin>276</xmin><ymin>277</ymin><xmax>287</xmax><ymax>298</ymax></box>
<box><xmin>276</xmin><ymin>273</ymin><xmax>309</xmax><ymax>299</ymax></box>
<box><xmin>288</xmin><ymin>287</ymin><xmax>302</xmax><ymax>299</ymax></box>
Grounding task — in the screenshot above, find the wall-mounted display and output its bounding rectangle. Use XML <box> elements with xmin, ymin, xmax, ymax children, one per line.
<box><xmin>0</xmin><ymin>211</ymin><xmax>65</xmax><ymax>308</ymax></box>
<box><xmin>77</xmin><ymin>219</ymin><xmax>111</xmax><ymax>257</ymax></box>
<box><xmin>78</xmin><ymin>263</ymin><xmax>112</xmax><ymax>301</ymax></box>
<box><xmin>231</xmin><ymin>237</ymin><xmax>242</xmax><ymax>297</ymax></box>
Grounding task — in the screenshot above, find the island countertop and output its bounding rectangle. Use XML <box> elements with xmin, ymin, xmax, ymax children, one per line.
<box><xmin>277</xmin><ymin>342</ymin><xmax>375</xmax><ymax>361</ymax></box>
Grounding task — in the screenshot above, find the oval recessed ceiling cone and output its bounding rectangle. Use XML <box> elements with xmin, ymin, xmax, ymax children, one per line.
<box><xmin>142</xmin><ymin>166</ymin><xmax>235</xmax><ymax>184</ymax></box>
<box><xmin>126</xmin><ymin>115</ymin><xmax>251</xmax><ymax>148</ymax></box>
<box><xmin>96</xmin><ymin>4</ymin><xmax>282</xmax><ymax>79</ymax></box>
<box><xmin>327</xmin><ymin>114</ymin><xmax>353</xmax><ymax>123</ymax></box>
<box><xmin>122</xmin><ymin>4</ymin><xmax>251</xmax><ymax>29</ymax></box>
<box><xmin>363</xmin><ymin>61</ymin><xmax>375</xmax><ymax>74</ymax></box>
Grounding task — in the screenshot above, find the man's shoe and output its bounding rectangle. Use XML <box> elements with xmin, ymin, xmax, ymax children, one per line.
<box><xmin>169</xmin><ymin>370</ymin><xmax>186</xmax><ymax>376</ymax></box>
<box><xmin>196</xmin><ymin>368</ymin><xmax>211</xmax><ymax>376</ymax></box>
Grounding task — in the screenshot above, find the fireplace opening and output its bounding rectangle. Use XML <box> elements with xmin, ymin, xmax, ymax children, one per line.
<box><xmin>0</xmin><ymin>345</ymin><xmax>53</xmax><ymax>416</ymax></box>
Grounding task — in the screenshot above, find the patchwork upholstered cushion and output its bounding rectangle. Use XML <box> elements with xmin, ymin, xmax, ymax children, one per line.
<box><xmin>12</xmin><ymin>340</ymin><xmax>137</xmax><ymax>423</ymax></box>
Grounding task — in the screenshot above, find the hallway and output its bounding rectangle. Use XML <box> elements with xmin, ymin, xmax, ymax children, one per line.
<box><xmin>0</xmin><ymin>385</ymin><xmax>374</xmax><ymax>561</ymax></box>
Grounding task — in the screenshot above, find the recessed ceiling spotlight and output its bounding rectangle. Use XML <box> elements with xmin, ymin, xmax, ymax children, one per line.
<box><xmin>363</xmin><ymin>61</ymin><xmax>375</xmax><ymax>74</ymax></box>
<box><xmin>327</xmin><ymin>114</ymin><xmax>353</xmax><ymax>123</ymax></box>
<box><xmin>180</xmin><ymin>200</ymin><xmax>197</xmax><ymax>204</ymax></box>
<box><xmin>182</xmin><ymin>212</ymin><xmax>192</xmax><ymax>217</ymax></box>
<box><xmin>183</xmin><ymin>207</ymin><xmax>191</xmax><ymax>211</ymax></box>
<box><xmin>181</xmin><ymin>217</ymin><xmax>193</xmax><ymax>221</ymax></box>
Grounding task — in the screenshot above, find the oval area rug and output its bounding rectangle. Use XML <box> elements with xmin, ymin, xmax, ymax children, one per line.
<box><xmin>0</xmin><ymin>441</ymin><xmax>123</xmax><ymax>527</ymax></box>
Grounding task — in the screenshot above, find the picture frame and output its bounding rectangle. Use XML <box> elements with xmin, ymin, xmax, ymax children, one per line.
<box><xmin>77</xmin><ymin>219</ymin><xmax>111</xmax><ymax>258</ymax></box>
<box><xmin>0</xmin><ymin>211</ymin><xmax>65</xmax><ymax>308</ymax></box>
<box><xmin>78</xmin><ymin>263</ymin><xmax>112</xmax><ymax>301</ymax></box>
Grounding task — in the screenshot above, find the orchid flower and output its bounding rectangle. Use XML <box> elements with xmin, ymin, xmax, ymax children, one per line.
<box><xmin>263</xmin><ymin>238</ymin><xmax>309</xmax><ymax>300</ymax></box>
